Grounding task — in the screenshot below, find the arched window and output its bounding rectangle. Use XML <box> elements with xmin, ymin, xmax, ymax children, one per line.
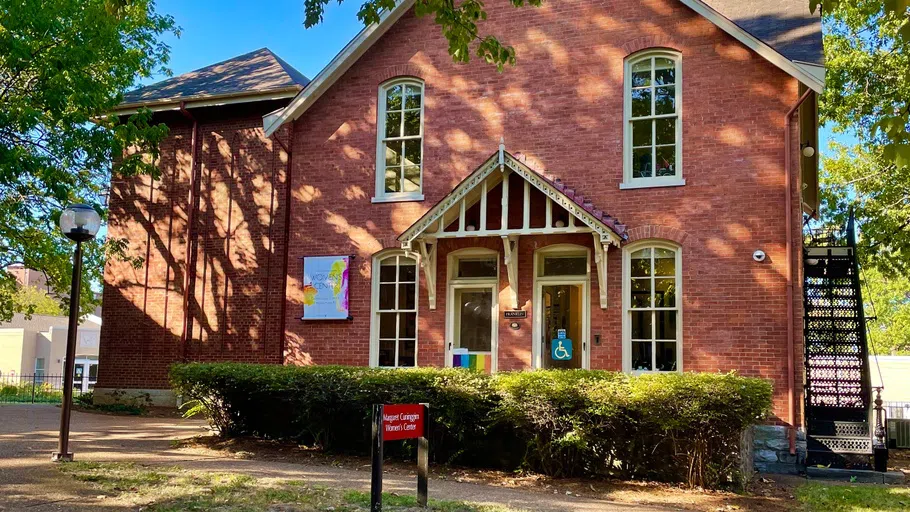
<box><xmin>375</xmin><ymin>79</ymin><xmax>424</xmax><ymax>202</ymax></box>
<box><xmin>370</xmin><ymin>251</ymin><xmax>418</xmax><ymax>367</ymax></box>
<box><xmin>622</xmin><ymin>50</ymin><xmax>683</xmax><ymax>188</ymax></box>
<box><xmin>623</xmin><ymin>242</ymin><xmax>682</xmax><ymax>372</ymax></box>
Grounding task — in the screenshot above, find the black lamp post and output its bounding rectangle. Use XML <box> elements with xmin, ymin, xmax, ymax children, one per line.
<box><xmin>52</xmin><ymin>204</ymin><xmax>101</xmax><ymax>462</ymax></box>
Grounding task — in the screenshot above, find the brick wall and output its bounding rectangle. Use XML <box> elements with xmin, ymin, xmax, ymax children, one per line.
<box><xmin>98</xmin><ymin>105</ymin><xmax>291</xmax><ymax>389</ymax></box>
<box><xmin>282</xmin><ymin>0</ymin><xmax>806</xmax><ymax>424</ymax></box>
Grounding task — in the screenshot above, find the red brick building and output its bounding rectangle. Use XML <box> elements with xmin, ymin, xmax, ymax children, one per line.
<box><xmin>99</xmin><ymin>0</ymin><xmax>822</xmax><ymax>445</ymax></box>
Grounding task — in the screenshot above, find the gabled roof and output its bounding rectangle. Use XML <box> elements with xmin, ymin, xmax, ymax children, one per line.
<box><xmin>398</xmin><ymin>146</ymin><xmax>627</xmax><ymax>247</ymax></box>
<box><xmin>704</xmin><ymin>0</ymin><xmax>823</xmax><ymax>65</ymax></box>
<box><xmin>264</xmin><ymin>0</ymin><xmax>823</xmax><ymax>135</ymax></box>
<box><xmin>115</xmin><ymin>48</ymin><xmax>310</xmax><ymax>113</ymax></box>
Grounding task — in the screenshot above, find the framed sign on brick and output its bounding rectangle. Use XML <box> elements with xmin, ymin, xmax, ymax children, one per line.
<box><xmin>300</xmin><ymin>255</ymin><xmax>354</xmax><ymax>320</ymax></box>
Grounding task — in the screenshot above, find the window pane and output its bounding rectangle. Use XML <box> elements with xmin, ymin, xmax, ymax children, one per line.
<box><xmin>403</xmin><ymin>166</ymin><xmax>421</xmax><ymax>193</ymax></box>
<box><xmin>379</xmin><ymin>284</ymin><xmax>396</xmax><ymax>310</ymax></box>
<box><xmin>398</xmin><ymin>339</ymin><xmax>416</xmax><ymax>367</ymax></box>
<box><xmin>458</xmin><ymin>290</ymin><xmax>493</xmax><ymax>351</ymax></box>
<box><xmin>655</xmin><ymin>278</ymin><xmax>676</xmax><ymax>307</ymax></box>
<box><xmin>404</xmin><ymin>139</ymin><xmax>421</xmax><ymax>165</ymax></box>
<box><xmin>386</xmin><ymin>85</ymin><xmax>403</xmax><ymax>110</ymax></box>
<box><xmin>632</xmin><ymin>342</ymin><xmax>652</xmax><ymax>371</ymax></box>
<box><xmin>385</xmin><ymin>112</ymin><xmax>402</xmax><ymax>138</ymax></box>
<box><xmin>398</xmin><ymin>283</ymin><xmax>416</xmax><ymax>310</ymax></box>
<box><xmin>632</xmin><ymin>120</ymin><xmax>652</xmax><ymax>147</ymax></box>
<box><xmin>630</xmin><ymin>249</ymin><xmax>651</xmax><ymax>276</ymax></box>
<box><xmin>656</xmin><ymin>342</ymin><xmax>677</xmax><ymax>371</ymax></box>
<box><xmin>655</xmin><ymin>146</ymin><xmax>675</xmax><ymax>177</ymax></box>
<box><xmin>631</xmin><ymin>59</ymin><xmax>651</xmax><ymax>87</ymax></box>
<box><xmin>631</xmin><ymin>88</ymin><xmax>651</xmax><ymax>117</ymax></box>
<box><xmin>384</xmin><ymin>169</ymin><xmax>400</xmax><ymax>193</ymax></box>
<box><xmin>656</xmin><ymin>311</ymin><xmax>677</xmax><ymax>340</ymax></box>
<box><xmin>378</xmin><ymin>340</ymin><xmax>396</xmax><ymax>367</ymax></box>
<box><xmin>400</xmin><ymin>312</ymin><xmax>417</xmax><ymax>339</ymax></box>
<box><xmin>542</xmin><ymin>256</ymin><xmax>587</xmax><ymax>276</ymax></box>
<box><xmin>405</xmin><ymin>85</ymin><xmax>422</xmax><ymax>108</ymax></box>
<box><xmin>655</xmin><ymin>118</ymin><xmax>675</xmax><ymax>145</ymax></box>
<box><xmin>630</xmin><ymin>278</ymin><xmax>651</xmax><ymax>308</ymax></box>
<box><xmin>379</xmin><ymin>313</ymin><xmax>397</xmax><ymax>338</ymax></box>
<box><xmin>631</xmin><ymin>311</ymin><xmax>652</xmax><ymax>340</ymax></box>
<box><xmin>399</xmin><ymin>261</ymin><xmax>417</xmax><ymax>282</ymax></box>
<box><xmin>404</xmin><ymin>110</ymin><xmax>421</xmax><ymax>136</ymax></box>
<box><xmin>655</xmin><ymin>85</ymin><xmax>675</xmax><ymax>115</ymax></box>
<box><xmin>632</xmin><ymin>147</ymin><xmax>653</xmax><ymax>178</ymax></box>
<box><xmin>385</xmin><ymin>142</ymin><xmax>402</xmax><ymax>167</ymax></box>
<box><xmin>380</xmin><ymin>261</ymin><xmax>397</xmax><ymax>282</ymax></box>
<box><xmin>655</xmin><ymin>58</ymin><xmax>675</xmax><ymax>85</ymax></box>
<box><xmin>654</xmin><ymin>248</ymin><xmax>675</xmax><ymax>275</ymax></box>
<box><xmin>458</xmin><ymin>258</ymin><xmax>497</xmax><ymax>278</ymax></box>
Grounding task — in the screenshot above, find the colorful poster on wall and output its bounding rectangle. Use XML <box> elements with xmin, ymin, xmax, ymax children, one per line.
<box><xmin>302</xmin><ymin>255</ymin><xmax>351</xmax><ymax>320</ymax></box>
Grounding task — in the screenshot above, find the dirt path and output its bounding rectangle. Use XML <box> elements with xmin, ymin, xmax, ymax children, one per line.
<box><xmin>0</xmin><ymin>404</ymin><xmax>676</xmax><ymax>511</ymax></box>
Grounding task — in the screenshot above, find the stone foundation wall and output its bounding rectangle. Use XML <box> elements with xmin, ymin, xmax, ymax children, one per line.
<box><xmin>753</xmin><ymin>425</ymin><xmax>806</xmax><ymax>474</ymax></box>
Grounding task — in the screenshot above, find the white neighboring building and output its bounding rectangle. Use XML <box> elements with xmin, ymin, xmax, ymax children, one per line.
<box><xmin>0</xmin><ymin>313</ymin><xmax>100</xmax><ymax>392</ymax></box>
<box><xmin>871</xmin><ymin>355</ymin><xmax>910</xmax><ymax>403</ymax></box>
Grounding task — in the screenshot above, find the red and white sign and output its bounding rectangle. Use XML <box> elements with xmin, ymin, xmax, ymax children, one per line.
<box><xmin>382</xmin><ymin>404</ymin><xmax>425</xmax><ymax>441</ymax></box>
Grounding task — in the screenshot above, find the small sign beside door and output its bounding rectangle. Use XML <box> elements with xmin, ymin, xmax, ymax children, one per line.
<box><xmin>503</xmin><ymin>310</ymin><xmax>527</xmax><ymax>319</ymax></box>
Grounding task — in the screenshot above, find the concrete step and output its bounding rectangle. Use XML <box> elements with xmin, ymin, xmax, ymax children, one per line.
<box><xmin>806</xmin><ymin>466</ymin><xmax>905</xmax><ymax>484</ymax></box>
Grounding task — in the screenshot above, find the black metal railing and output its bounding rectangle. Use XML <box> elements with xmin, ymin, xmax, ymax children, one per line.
<box><xmin>0</xmin><ymin>374</ymin><xmax>93</xmax><ymax>404</ymax></box>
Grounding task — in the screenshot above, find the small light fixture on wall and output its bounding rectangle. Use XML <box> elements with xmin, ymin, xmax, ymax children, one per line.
<box><xmin>801</xmin><ymin>142</ymin><xmax>816</xmax><ymax>158</ymax></box>
<box><xmin>554</xmin><ymin>220</ymin><xmax>565</xmax><ymax>228</ymax></box>
<box><xmin>466</xmin><ymin>224</ymin><xmax>476</xmax><ymax>232</ymax></box>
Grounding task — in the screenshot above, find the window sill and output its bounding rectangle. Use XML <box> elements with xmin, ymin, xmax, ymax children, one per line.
<box><xmin>619</xmin><ymin>179</ymin><xmax>686</xmax><ymax>190</ymax></box>
<box><xmin>371</xmin><ymin>194</ymin><xmax>425</xmax><ymax>204</ymax></box>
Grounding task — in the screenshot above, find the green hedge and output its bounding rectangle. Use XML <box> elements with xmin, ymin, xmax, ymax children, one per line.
<box><xmin>170</xmin><ymin>364</ymin><xmax>771</xmax><ymax>488</ymax></box>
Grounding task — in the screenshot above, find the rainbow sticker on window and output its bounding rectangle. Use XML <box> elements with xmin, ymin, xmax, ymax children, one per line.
<box><xmin>452</xmin><ymin>349</ymin><xmax>491</xmax><ymax>373</ymax></box>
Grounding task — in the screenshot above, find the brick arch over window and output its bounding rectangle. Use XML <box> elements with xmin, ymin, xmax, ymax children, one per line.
<box><xmin>376</xmin><ymin>65</ymin><xmax>430</xmax><ymax>85</ymax></box>
<box><xmin>621</xmin><ymin>37</ymin><xmax>683</xmax><ymax>57</ymax></box>
<box><xmin>624</xmin><ymin>225</ymin><xmax>691</xmax><ymax>246</ymax></box>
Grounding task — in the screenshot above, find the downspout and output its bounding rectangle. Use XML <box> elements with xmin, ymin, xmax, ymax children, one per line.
<box><xmin>273</xmin><ymin>122</ymin><xmax>295</xmax><ymax>364</ymax></box>
<box><xmin>784</xmin><ymin>88</ymin><xmax>813</xmax><ymax>455</ymax></box>
<box><xmin>179</xmin><ymin>102</ymin><xmax>201</xmax><ymax>361</ymax></box>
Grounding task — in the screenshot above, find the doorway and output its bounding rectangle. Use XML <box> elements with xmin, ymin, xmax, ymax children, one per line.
<box><xmin>446</xmin><ymin>250</ymin><xmax>499</xmax><ymax>373</ymax></box>
<box><xmin>541</xmin><ymin>284</ymin><xmax>584</xmax><ymax>369</ymax></box>
<box><xmin>533</xmin><ymin>245</ymin><xmax>590</xmax><ymax>369</ymax></box>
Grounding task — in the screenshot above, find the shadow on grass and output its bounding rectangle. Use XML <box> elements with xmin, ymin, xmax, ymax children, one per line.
<box><xmin>57</xmin><ymin>461</ymin><xmax>523</xmax><ymax>512</ymax></box>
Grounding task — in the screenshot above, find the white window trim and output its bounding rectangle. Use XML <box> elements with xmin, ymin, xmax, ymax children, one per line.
<box><xmin>622</xmin><ymin>50</ymin><xmax>684</xmax><ymax>189</ymax></box>
<box><xmin>369</xmin><ymin>250</ymin><xmax>419</xmax><ymax>368</ymax></box>
<box><xmin>621</xmin><ymin>240</ymin><xmax>683</xmax><ymax>373</ymax></box>
<box><xmin>445</xmin><ymin>248</ymin><xmax>500</xmax><ymax>372</ymax></box>
<box><xmin>531</xmin><ymin>244</ymin><xmax>591</xmax><ymax>370</ymax></box>
<box><xmin>373</xmin><ymin>78</ymin><xmax>425</xmax><ymax>202</ymax></box>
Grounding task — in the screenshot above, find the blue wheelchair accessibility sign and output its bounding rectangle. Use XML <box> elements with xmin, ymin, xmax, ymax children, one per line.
<box><xmin>551</xmin><ymin>338</ymin><xmax>573</xmax><ymax>361</ymax></box>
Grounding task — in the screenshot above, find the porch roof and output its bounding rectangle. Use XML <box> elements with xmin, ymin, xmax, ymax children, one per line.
<box><xmin>398</xmin><ymin>144</ymin><xmax>628</xmax><ymax>248</ymax></box>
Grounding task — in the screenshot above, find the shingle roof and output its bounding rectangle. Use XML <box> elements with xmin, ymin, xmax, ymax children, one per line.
<box><xmin>704</xmin><ymin>0</ymin><xmax>823</xmax><ymax>65</ymax></box>
<box><xmin>120</xmin><ymin>48</ymin><xmax>310</xmax><ymax>107</ymax></box>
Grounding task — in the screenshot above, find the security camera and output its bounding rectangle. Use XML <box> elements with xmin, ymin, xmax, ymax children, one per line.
<box><xmin>753</xmin><ymin>250</ymin><xmax>767</xmax><ymax>263</ymax></box>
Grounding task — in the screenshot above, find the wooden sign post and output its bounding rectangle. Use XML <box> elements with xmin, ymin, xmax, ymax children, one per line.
<box><xmin>371</xmin><ymin>403</ymin><xmax>429</xmax><ymax>511</ymax></box>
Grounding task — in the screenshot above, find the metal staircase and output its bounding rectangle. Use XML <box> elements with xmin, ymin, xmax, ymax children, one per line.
<box><xmin>803</xmin><ymin>214</ymin><xmax>873</xmax><ymax>469</ymax></box>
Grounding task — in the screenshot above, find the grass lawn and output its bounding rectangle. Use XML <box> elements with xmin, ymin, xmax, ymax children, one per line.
<box><xmin>58</xmin><ymin>461</ymin><xmax>524</xmax><ymax>512</ymax></box>
<box><xmin>797</xmin><ymin>482</ymin><xmax>910</xmax><ymax>512</ymax></box>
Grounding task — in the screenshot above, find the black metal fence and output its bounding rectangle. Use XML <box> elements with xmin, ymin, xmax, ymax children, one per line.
<box><xmin>0</xmin><ymin>373</ymin><xmax>92</xmax><ymax>404</ymax></box>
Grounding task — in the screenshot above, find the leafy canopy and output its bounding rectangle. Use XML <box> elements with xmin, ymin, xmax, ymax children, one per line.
<box><xmin>0</xmin><ymin>0</ymin><xmax>176</xmax><ymax>321</ymax></box>
<box><xmin>816</xmin><ymin>1</ymin><xmax>910</xmax><ymax>270</ymax></box>
<box><xmin>303</xmin><ymin>0</ymin><xmax>542</xmax><ymax>71</ymax></box>
<box><xmin>12</xmin><ymin>285</ymin><xmax>65</xmax><ymax>317</ymax></box>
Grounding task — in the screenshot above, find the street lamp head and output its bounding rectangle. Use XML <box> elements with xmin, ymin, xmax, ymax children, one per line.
<box><xmin>59</xmin><ymin>204</ymin><xmax>101</xmax><ymax>242</ymax></box>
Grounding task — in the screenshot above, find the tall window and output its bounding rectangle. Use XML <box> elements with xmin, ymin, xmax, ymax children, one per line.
<box><xmin>372</xmin><ymin>252</ymin><xmax>418</xmax><ymax>367</ymax></box>
<box><xmin>375</xmin><ymin>79</ymin><xmax>424</xmax><ymax>201</ymax></box>
<box><xmin>623</xmin><ymin>51</ymin><xmax>682</xmax><ymax>188</ymax></box>
<box><xmin>624</xmin><ymin>243</ymin><xmax>681</xmax><ymax>372</ymax></box>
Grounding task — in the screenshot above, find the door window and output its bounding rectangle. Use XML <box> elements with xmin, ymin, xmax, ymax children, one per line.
<box><xmin>452</xmin><ymin>287</ymin><xmax>494</xmax><ymax>372</ymax></box>
<box><xmin>542</xmin><ymin>284</ymin><xmax>583</xmax><ymax>369</ymax></box>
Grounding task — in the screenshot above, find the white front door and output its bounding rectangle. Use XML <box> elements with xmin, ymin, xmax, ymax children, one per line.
<box><xmin>447</xmin><ymin>283</ymin><xmax>498</xmax><ymax>373</ymax></box>
<box><xmin>532</xmin><ymin>245</ymin><xmax>591</xmax><ymax>370</ymax></box>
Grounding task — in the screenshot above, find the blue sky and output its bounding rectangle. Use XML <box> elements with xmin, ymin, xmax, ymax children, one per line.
<box><xmin>149</xmin><ymin>0</ymin><xmax>851</xmax><ymax>150</ymax></box>
<box><xmin>149</xmin><ymin>0</ymin><xmax>365</xmax><ymax>85</ymax></box>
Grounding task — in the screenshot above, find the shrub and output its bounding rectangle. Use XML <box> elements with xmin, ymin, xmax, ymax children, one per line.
<box><xmin>170</xmin><ymin>364</ymin><xmax>772</xmax><ymax>488</ymax></box>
